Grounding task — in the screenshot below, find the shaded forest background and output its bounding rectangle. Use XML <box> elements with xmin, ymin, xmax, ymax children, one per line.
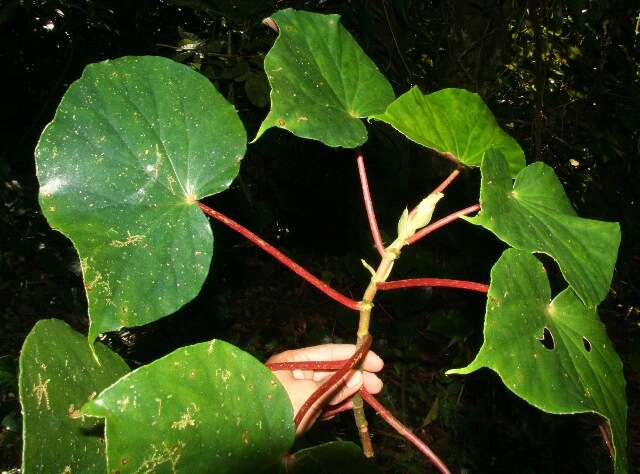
<box><xmin>1</xmin><ymin>0</ymin><xmax>638</xmax><ymax>472</ymax></box>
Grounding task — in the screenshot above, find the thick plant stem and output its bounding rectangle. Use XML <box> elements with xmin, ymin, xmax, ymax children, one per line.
<box><xmin>378</xmin><ymin>278</ymin><xmax>489</xmax><ymax>293</ymax></box>
<box><xmin>356</xmin><ymin>150</ymin><xmax>385</xmax><ymax>257</ymax></box>
<box><xmin>360</xmin><ymin>388</ymin><xmax>452</xmax><ymax>474</ymax></box>
<box><xmin>352</xmin><ymin>393</ymin><xmax>374</xmax><ymax>457</ymax></box>
<box><xmin>352</xmin><ymin>249</ymin><xmax>398</xmax><ymax>456</ymax></box>
<box><xmin>198</xmin><ymin>202</ymin><xmax>360</xmax><ymax>311</ymax></box>
<box><xmin>406</xmin><ymin>204</ymin><xmax>480</xmax><ymax>245</ymax></box>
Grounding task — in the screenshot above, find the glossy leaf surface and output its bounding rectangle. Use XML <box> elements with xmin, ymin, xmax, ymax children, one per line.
<box><xmin>372</xmin><ymin>87</ymin><xmax>525</xmax><ymax>175</ymax></box>
<box><xmin>287</xmin><ymin>442</ymin><xmax>378</xmax><ymax>473</ymax></box>
<box><xmin>254</xmin><ymin>9</ymin><xmax>395</xmax><ymax>148</ymax></box>
<box><xmin>468</xmin><ymin>151</ymin><xmax>620</xmax><ymax>307</ymax></box>
<box><xmin>35</xmin><ymin>56</ymin><xmax>246</xmax><ymax>342</ymax></box>
<box><xmin>82</xmin><ymin>339</ymin><xmax>295</xmax><ymax>473</ymax></box>
<box><xmin>448</xmin><ymin>249</ymin><xmax>627</xmax><ymax>473</ymax></box>
<box><xmin>19</xmin><ymin>319</ymin><xmax>129</xmax><ymax>473</ymax></box>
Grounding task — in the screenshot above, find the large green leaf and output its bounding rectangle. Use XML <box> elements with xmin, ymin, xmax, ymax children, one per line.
<box><xmin>19</xmin><ymin>319</ymin><xmax>129</xmax><ymax>473</ymax></box>
<box><xmin>448</xmin><ymin>249</ymin><xmax>627</xmax><ymax>473</ymax></box>
<box><xmin>468</xmin><ymin>151</ymin><xmax>620</xmax><ymax>307</ymax></box>
<box><xmin>35</xmin><ymin>56</ymin><xmax>246</xmax><ymax>343</ymax></box>
<box><xmin>287</xmin><ymin>442</ymin><xmax>378</xmax><ymax>473</ymax></box>
<box><xmin>254</xmin><ymin>9</ymin><xmax>395</xmax><ymax>148</ymax></box>
<box><xmin>371</xmin><ymin>87</ymin><xmax>525</xmax><ymax>176</ymax></box>
<box><xmin>82</xmin><ymin>339</ymin><xmax>295</xmax><ymax>473</ymax></box>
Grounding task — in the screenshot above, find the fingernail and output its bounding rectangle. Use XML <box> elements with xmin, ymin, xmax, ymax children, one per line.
<box><xmin>346</xmin><ymin>371</ymin><xmax>362</xmax><ymax>388</ymax></box>
<box><xmin>292</xmin><ymin>369</ymin><xmax>304</xmax><ymax>380</ymax></box>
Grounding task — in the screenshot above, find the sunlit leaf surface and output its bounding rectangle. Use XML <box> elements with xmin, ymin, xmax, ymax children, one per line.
<box><xmin>82</xmin><ymin>339</ymin><xmax>295</xmax><ymax>473</ymax></box>
<box><xmin>448</xmin><ymin>249</ymin><xmax>627</xmax><ymax>474</ymax></box>
<box><xmin>19</xmin><ymin>319</ymin><xmax>129</xmax><ymax>473</ymax></box>
<box><xmin>372</xmin><ymin>87</ymin><xmax>525</xmax><ymax>175</ymax></box>
<box><xmin>468</xmin><ymin>150</ymin><xmax>620</xmax><ymax>307</ymax></box>
<box><xmin>35</xmin><ymin>56</ymin><xmax>246</xmax><ymax>342</ymax></box>
<box><xmin>255</xmin><ymin>9</ymin><xmax>395</xmax><ymax>148</ymax></box>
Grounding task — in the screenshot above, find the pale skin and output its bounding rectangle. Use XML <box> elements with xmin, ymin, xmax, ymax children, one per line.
<box><xmin>267</xmin><ymin>343</ymin><xmax>384</xmax><ymax>434</ymax></box>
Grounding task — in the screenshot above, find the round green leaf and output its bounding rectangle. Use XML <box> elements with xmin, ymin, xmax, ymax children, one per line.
<box><xmin>468</xmin><ymin>150</ymin><xmax>620</xmax><ymax>307</ymax></box>
<box><xmin>254</xmin><ymin>9</ymin><xmax>395</xmax><ymax>148</ymax></box>
<box><xmin>371</xmin><ymin>87</ymin><xmax>525</xmax><ymax>175</ymax></box>
<box><xmin>19</xmin><ymin>319</ymin><xmax>129</xmax><ymax>473</ymax></box>
<box><xmin>35</xmin><ymin>56</ymin><xmax>247</xmax><ymax>343</ymax></box>
<box><xmin>82</xmin><ymin>339</ymin><xmax>295</xmax><ymax>473</ymax></box>
<box><xmin>448</xmin><ymin>249</ymin><xmax>627</xmax><ymax>474</ymax></box>
<box><xmin>287</xmin><ymin>442</ymin><xmax>379</xmax><ymax>473</ymax></box>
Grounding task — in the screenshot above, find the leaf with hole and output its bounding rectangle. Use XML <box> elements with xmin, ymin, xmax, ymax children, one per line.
<box><xmin>35</xmin><ymin>56</ymin><xmax>246</xmax><ymax>343</ymax></box>
<box><xmin>371</xmin><ymin>87</ymin><xmax>525</xmax><ymax>175</ymax></box>
<box><xmin>467</xmin><ymin>150</ymin><xmax>620</xmax><ymax>307</ymax></box>
<box><xmin>82</xmin><ymin>339</ymin><xmax>295</xmax><ymax>473</ymax></box>
<box><xmin>447</xmin><ymin>249</ymin><xmax>627</xmax><ymax>473</ymax></box>
<box><xmin>19</xmin><ymin>319</ymin><xmax>129</xmax><ymax>473</ymax></box>
<box><xmin>254</xmin><ymin>9</ymin><xmax>395</xmax><ymax>148</ymax></box>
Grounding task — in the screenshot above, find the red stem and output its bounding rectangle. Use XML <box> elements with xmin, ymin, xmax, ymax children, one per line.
<box><xmin>356</xmin><ymin>150</ymin><xmax>385</xmax><ymax>257</ymax></box>
<box><xmin>293</xmin><ymin>335</ymin><xmax>372</xmax><ymax>427</ymax></box>
<box><xmin>378</xmin><ymin>278</ymin><xmax>489</xmax><ymax>294</ymax></box>
<box><xmin>266</xmin><ymin>360</ymin><xmax>345</xmax><ymax>371</ymax></box>
<box><xmin>406</xmin><ymin>204</ymin><xmax>480</xmax><ymax>245</ymax></box>
<box><xmin>359</xmin><ymin>388</ymin><xmax>452</xmax><ymax>474</ymax></box>
<box><xmin>320</xmin><ymin>399</ymin><xmax>354</xmax><ymax>420</ymax></box>
<box><xmin>198</xmin><ymin>202</ymin><xmax>360</xmax><ymax>311</ymax></box>
<box><xmin>433</xmin><ymin>169</ymin><xmax>461</xmax><ymax>194</ymax></box>
<box><xmin>409</xmin><ymin>169</ymin><xmax>462</xmax><ymax>220</ymax></box>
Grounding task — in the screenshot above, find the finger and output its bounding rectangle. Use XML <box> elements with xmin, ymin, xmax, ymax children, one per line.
<box><xmin>294</xmin><ymin>343</ymin><xmax>384</xmax><ymax>372</ymax></box>
<box><xmin>292</xmin><ymin>369</ymin><xmax>314</xmax><ymax>380</ymax></box>
<box><xmin>266</xmin><ymin>345</ymin><xmax>384</xmax><ymax>373</ymax></box>
<box><xmin>362</xmin><ymin>371</ymin><xmax>383</xmax><ymax>394</ymax></box>
<box><xmin>312</xmin><ymin>371</ymin><xmax>333</xmax><ymax>382</ymax></box>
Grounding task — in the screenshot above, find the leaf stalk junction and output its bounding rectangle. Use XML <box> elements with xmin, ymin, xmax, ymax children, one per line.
<box><xmin>198</xmin><ymin>151</ymin><xmax>483</xmax><ymax>473</ymax></box>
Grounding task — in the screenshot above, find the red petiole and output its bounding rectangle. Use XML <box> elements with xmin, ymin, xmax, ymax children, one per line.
<box><xmin>198</xmin><ymin>202</ymin><xmax>361</xmax><ymax>311</ymax></box>
<box><xmin>356</xmin><ymin>150</ymin><xmax>385</xmax><ymax>257</ymax></box>
<box><xmin>406</xmin><ymin>204</ymin><xmax>480</xmax><ymax>245</ymax></box>
<box><xmin>359</xmin><ymin>388</ymin><xmax>452</xmax><ymax>474</ymax></box>
<box><xmin>378</xmin><ymin>278</ymin><xmax>489</xmax><ymax>293</ymax></box>
<box><xmin>268</xmin><ymin>354</ymin><xmax>452</xmax><ymax>473</ymax></box>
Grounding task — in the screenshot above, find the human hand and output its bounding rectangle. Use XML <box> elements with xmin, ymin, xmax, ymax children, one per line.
<box><xmin>266</xmin><ymin>343</ymin><xmax>384</xmax><ymax>435</ymax></box>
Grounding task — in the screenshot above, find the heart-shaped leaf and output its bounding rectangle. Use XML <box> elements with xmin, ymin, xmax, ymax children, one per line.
<box><xmin>82</xmin><ymin>339</ymin><xmax>295</xmax><ymax>473</ymax></box>
<box><xmin>35</xmin><ymin>56</ymin><xmax>246</xmax><ymax>343</ymax></box>
<box><xmin>19</xmin><ymin>319</ymin><xmax>129</xmax><ymax>473</ymax></box>
<box><xmin>468</xmin><ymin>150</ymin><xmax>620</xmax><ymax>307</ymax></box>
<box><xmin>287</xmin><ymin>441</ymin><xmax>379</xmax><ymax>473</ymax></box>
<box><xmin>254</xmin><ymin>9</ymin><xmax>395</xmax><ymax>148</ymax></box>
<box><xmin>372</xmin><ymin>87</ymin><xmax>525</xmax><ymax>176</ymax></box>
<box><xmin>448</xmin><ymin>249</ymin><xmax>627</xmax><ymax>474</ymax></box>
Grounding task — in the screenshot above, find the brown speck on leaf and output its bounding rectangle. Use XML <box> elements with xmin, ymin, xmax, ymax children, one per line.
<box><xmin>277</xmin><ymin>118</ymin><xmax>286</xmax><ymax>127</ymax></box>
<box><xmin>242</xmin><ymin>430</ymin><xmax>250</xmax><ymax>446</ymax></box>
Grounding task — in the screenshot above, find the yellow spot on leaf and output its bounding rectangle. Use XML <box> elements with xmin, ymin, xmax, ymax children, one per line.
<box><xmin>110</xmin><ymin>232</ymin><xmax>145</xmax><ymax>248</ymax></box>
<box><xmin>32</xmin><ymin>374</ymin><xmax>51</xmax><ymax>409</ymax></box>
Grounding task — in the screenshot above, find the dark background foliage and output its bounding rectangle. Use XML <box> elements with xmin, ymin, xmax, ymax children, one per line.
<box><xmin>1</xmin><ymin>1</ymin><xmax>638</xmax><ymax>472</ymax></box>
